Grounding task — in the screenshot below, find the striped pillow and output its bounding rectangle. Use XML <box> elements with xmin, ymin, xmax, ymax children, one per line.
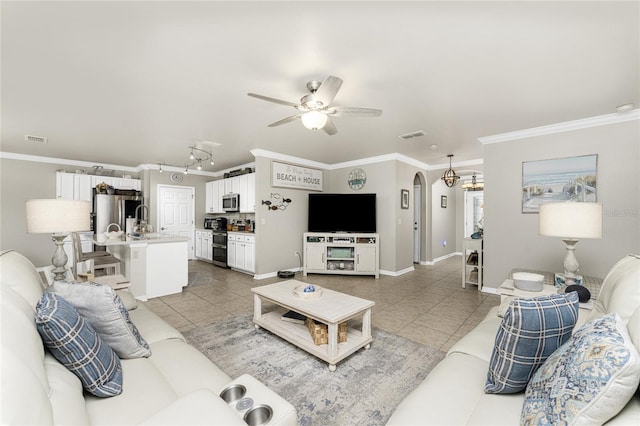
<box><xmin>485</xmin><ymin>292</ymin><xmax>579</xmax><ymax>394</ymax></box>
<box><xmin>35</xmin><ymin>292</ymin><xmax>123</xmax><ymax>397</ymax></box>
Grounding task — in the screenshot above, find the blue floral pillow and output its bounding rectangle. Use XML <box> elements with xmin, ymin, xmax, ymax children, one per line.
<box><xmin>521</xmin><ymin>313</ymin><xmax>640</xmax><ymax>425</ymax></box>
<box><xmin>485</xmin><ymin>292</ymin><xmax>579</xmax><ymax>394</ymax></box>
<box><xmin>35</xmin><ymin>292</ymin><xmax>123</xmax><ymax>397</ymax></box>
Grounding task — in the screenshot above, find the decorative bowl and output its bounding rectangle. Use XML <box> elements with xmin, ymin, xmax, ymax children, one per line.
<box><xmin>294</xmin><ymin>284</ymin><xmax>322</xmax><ymax>299</ymax></box>
<box><xmin>513</xmin><ymin>272</ymin><xmax>545</xmax><ymax>291</ymax></box>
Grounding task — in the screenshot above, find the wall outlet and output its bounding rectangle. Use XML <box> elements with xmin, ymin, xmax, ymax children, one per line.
<box><xmin>441</xmin><ymin>240</ymin><xmax>447</xmax><ymax>247</ymax></box>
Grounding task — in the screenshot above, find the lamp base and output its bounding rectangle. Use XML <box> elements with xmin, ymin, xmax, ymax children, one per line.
<box><xmin>562</xmin><ymin>238</ymin><xmax>580</xmax><ymax>284</ymax></box>
<box><xmin>51</xmin><ymin>233</ymin><xmax>70</xmax><ymax>281</ymax></box>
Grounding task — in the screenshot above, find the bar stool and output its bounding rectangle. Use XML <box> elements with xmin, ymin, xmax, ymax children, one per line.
<box><xmin>71</xmin><ymin>232</ymin><xmax>121</xmax><ymax>277</ymax></box>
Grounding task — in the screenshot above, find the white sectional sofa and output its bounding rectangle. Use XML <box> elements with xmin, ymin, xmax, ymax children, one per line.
<box><xmin>0</xmin><ymin>250</ymin><xmax>297</xmax><ymax>425</ymax></box>
<box><xmin>388</xmin><ymin>254</ymin><xmax>640</xmax><ymax>425</ymax></box>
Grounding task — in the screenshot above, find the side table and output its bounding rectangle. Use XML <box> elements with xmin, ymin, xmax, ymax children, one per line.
<box><xmin>498</xmin><ymin>269</ymin><xmax>603</xmax><ymax>315</ymax></box>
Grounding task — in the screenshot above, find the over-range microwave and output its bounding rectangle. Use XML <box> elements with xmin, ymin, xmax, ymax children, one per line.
<box><xmin>222</xmin><ymin>193</ymin><xmax>240</xmax><ymax>212</ymax></box>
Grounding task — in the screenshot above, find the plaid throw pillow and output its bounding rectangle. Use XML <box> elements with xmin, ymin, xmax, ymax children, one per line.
<box><xmin>35</xmin><ymin>292</ymin><xmax>123</xmax><ymax>397</ymax></box>
<box><xmin>50</xmin><ymin>281</ymin><xmax>150</xmax><ymax>359</ymax></box>
<box><xmin>485</xmin><ymin>292</ymin><xmax>579</xmax><ymax>394</ymax></box>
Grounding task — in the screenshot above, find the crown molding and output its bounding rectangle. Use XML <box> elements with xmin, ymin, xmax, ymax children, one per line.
<box><xmin>0</xmin><ymin>152</ymin><xmax>140</xmax><ymax>173</ymax></box>
<box><xmin>250</xmin><ymin>148</ymin><xmax>483</xmax><ymax>171</ymax></box>
<box><xmin>478</xmin><ymin>109</ymin><xmax>640</xmax><ymax>145</ymax></box>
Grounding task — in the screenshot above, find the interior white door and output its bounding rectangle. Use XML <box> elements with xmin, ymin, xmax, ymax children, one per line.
<box><xmin>413</xmin><ymin>184</ymin><xmax>421</xmax><ymax>263</ymax></box>
<box><xmin>158</xmin><ymin>185</ymin><xmax>195</xmax><ymax>259</ymax></box>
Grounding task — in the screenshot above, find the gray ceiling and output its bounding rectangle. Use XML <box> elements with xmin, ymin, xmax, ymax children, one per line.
<box><xmin>2</xmin><ymin>1</ymin><xmax>638</xmax><ymax>172</ymax></box>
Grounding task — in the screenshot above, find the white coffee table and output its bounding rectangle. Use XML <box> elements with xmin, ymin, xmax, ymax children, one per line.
<box><xmin>252</xmin><ymin>279</ymin><xmax>375</xmax><ymax>371</ymax></box>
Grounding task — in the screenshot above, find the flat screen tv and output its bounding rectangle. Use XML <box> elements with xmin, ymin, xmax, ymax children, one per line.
<box><xmin>308</xmin><ymin>193</ymin><xmax>376</xmax><ymax>233</ymax></box>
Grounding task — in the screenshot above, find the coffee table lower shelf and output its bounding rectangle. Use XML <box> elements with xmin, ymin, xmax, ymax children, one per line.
<box><xmin>253</xmin><ymin>310</ymin><xmax>372</xmax><ymax>371</ymax></box>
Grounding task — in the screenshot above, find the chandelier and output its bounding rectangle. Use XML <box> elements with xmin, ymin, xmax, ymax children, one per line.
<box><xmin>158</xmin><ymin>145</ymin><xmax>215</xmax><ymax>174</ymax></box>
<box><xmin>462</xmin><ymin>174</ymin><xmax>484</xmax><ymax>191</ymax></box>
<box><xmin>441</xmin><ymin>154</ymin><xmax>460</xmax><ymax>188</ymax></box>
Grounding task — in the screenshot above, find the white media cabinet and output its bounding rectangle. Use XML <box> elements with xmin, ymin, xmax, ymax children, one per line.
<box><xmin>303</xmin><ymin>232</ymin><xmax>379</xmax><ymax>278</ymax></box>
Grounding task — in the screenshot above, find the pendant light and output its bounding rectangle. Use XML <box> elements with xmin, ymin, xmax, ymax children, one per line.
<box><xmin>441</xmin><ymin>154</ymin><xmax>460</xmax><ymax>188</ymax></box>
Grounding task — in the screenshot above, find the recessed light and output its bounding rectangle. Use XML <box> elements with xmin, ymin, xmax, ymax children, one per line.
<box><xmin>430</xmin><ymin>144</ymin><xmax>438</xmax><ymax>151</ymax></box>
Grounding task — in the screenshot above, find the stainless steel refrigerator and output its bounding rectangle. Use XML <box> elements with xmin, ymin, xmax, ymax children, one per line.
<box><xmin>92</xmin><ymin>190</ymin><xmax>143</xmax><ymax>238</ymax></box>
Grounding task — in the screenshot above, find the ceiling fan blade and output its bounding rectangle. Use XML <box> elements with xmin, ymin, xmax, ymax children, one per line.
<box><xmin>247</xmin><ymin>93</ymin><xmax>300</xmax><ymax>108</ymax></box>
<box><xmin>267</xmin><ymin>114</ymin><xmax>301</xmax><ymax>127</ymax></box>
<box><xmin>314</xmin><ymin>76</ymin><xmax>343</xmax><ymax>107</ymax></box>
<box><xmin>322</xmin><ymin>117</ymin><xmax>338</xmax><ymax>135</ymax></box>
<box><xmin>329</xmin><ymin>106</ymin><xmax>383</xmax><ymax>117</ymax></box>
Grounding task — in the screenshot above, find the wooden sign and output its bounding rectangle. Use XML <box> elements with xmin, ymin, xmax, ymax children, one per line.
<box><xmin>272</xmin><ymin>161</ymin><xmax>323</xmax><ymax>191</ymax></box>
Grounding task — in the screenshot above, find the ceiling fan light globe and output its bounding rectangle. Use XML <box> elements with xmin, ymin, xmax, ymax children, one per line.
<box><xmin>301</xmin><ymin>111</ymin><xmax>328</xmax><ymax>131</ymax></box>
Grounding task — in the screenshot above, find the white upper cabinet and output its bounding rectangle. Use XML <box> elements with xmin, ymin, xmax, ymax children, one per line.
<box><xmin>205</xmin><ymin>173</ymin><xmax>255</xmax><ymax>214</ymax></box>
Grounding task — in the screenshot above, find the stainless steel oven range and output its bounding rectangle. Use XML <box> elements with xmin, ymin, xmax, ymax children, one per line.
<box><xmin>204</xmin><ymin>217</ymin><xmax>228</xmax><ymax>268</ymax></box>
<box><xmin>211</xmin><ymin>230</ymin><xmax>228</xmax><ymax>268</ymax></box>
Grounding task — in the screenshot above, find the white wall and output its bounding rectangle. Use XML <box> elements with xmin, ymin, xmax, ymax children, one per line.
<box><xmin>483</xmin><ymin>119</ymin><xmax>639</xmax><ymax>288</ymax></box>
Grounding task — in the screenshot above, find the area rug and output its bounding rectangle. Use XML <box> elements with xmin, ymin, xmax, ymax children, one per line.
<box><xmin>187</xmin><ymin>271</ymin><xmax>213</xmax><ymax>287</ymax></box>
<box><xmin>184</xmin><ymin>314</ymin><xmax>445</xmax><ymax>425</ymax></box>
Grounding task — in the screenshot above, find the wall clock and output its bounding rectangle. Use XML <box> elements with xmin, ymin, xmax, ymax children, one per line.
<box><xmin>347</xmin><ymin>168</ymin><xmax>367</xmax><ymax>190</ymax></box>
<box><xmin>170</xmin><ymin>172</ymin><xmax>184</xmax><ymax>183</ymax></box>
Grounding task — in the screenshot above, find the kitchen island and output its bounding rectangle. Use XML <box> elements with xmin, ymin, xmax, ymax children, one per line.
<box><xmin>94</xmin><ymin>233</ymin><xmax>188</xmax><ymax>300</ymax></box>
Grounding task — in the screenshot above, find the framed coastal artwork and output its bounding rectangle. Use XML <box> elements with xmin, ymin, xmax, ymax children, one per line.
<box><xmin>522</xmin><ymin>154</ymin><xmax>597</xmax><ymax>213</ymax></box>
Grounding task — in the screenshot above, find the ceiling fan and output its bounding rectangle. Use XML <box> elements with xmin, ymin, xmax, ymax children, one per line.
<box><xmin>247</xmin><ymin>75</ymin><xmax>382</xmax><ymax>135</ymax></box>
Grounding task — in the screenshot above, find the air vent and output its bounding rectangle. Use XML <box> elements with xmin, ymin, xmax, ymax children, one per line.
<box><xmin>24</xmin><ymin>135</ymin><xmax>48</xmax><ymax>143</ymax></box>
<box><xmin>398</xmin><ymin>130</ymin><xmax>425</xmax><ymax>140</ymax></box>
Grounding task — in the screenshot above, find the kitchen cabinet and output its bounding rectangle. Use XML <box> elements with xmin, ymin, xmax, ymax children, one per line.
<box><xmin>195</xmin><ymin>229</ymin><xmax>213</xmax><ymax>262</ymax></box>
<box><xmin>239</xmin><ymin>173</ymin><xmax>256</xmax><ymax>213</ymax></box>
<box><xmin>195</xmin><ymin>230</ymin><xmax>202</xmax><ymax>258</ymax></box>
<box><xmin>227</xmin><ymin>232</ymin><xmax>255</xmax><ymax>273</ymax></box>
<box><xmin>90</xmin><ymin>176</ymin><xmax>141</xmax><ymax>191</ymax></box>
<box><xmin>205</xmin><ymin>180</ymin><xmax>225</xmax><ymax>214</ymax></box>
<box><xmin>205</xmin><ymin>173</ymin><xmax>255</xmax><ymax>214</ymax></box>
<box><xmin>56</xmin><ymin>172</ymin><xmax>92</xmax><ymax>203</ymax></box>
<box><xmin>57</xmin><ymin>172</ymin><xmax>141</xmax><ymax>205</ymax></box>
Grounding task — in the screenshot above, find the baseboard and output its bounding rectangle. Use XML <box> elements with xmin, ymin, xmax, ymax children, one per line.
<box><xmin>423</xmin><ymin>252</ymin><xmax>462</xmax><ymax>265</ymax></box>
<box><xmin>380</xmin><ymin>266</ymin><xmax>415</xmax><ymax>277</ymax></box>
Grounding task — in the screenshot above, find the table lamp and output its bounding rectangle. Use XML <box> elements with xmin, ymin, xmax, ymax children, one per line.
<box><xmin>26</xmin><ymin>199</ymin><xmax>90</xmax><ymax>281</ymax></box>
<box><xmin>539</xmin><ymin>202</ymin><xmax>602</xmax><ymax>284</ymax></box>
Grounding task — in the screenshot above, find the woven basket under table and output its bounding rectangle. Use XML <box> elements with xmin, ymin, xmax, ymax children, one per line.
<box><xmin>305</xmin><ymin>318</ymin><xmax>348</xmax><ymax>345</ymax></box>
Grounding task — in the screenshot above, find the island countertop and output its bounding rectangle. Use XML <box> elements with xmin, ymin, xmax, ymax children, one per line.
<box><xmin>94</xmin><ymin>233</ymin><xmax>189</xmax><ymax>246</ymax></box>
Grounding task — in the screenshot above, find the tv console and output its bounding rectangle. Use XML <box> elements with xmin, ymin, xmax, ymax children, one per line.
<box><xmin>303</xmin><ymin>232</ymin><xmax>379</xmax><ymax>278</ymax></box>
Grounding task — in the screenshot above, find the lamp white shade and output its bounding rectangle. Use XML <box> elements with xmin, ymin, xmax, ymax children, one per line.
<box><xmin>26</xmin><ymin>199</ymin><xmax>90</xmax><ymax>234</ymax></box>
<box><xmin>301</xmin><ymin>111</ymin><xmax>328</xmax><ymax>130</ymax></box>
<box><xmin>539</xmin><ymin>202</ymin><xmax>602</xmax><ymax>239</ymax></box>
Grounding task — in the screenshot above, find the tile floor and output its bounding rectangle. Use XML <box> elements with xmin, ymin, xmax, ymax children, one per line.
<box><xmin>144</xmin><ymin>256</ymin><xmax>500</xmax><ymax>352</ymax></box>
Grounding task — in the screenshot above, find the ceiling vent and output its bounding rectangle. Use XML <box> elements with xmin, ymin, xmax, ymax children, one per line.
<box><xmin>398</xmin><ymin>130</ymin><xmax>425</xmax><ymax>140</ymax></box>
<box><xmin>24</xmin><ymin>135</ymin><xmax>48</xmax><ymax>144</ymax></box>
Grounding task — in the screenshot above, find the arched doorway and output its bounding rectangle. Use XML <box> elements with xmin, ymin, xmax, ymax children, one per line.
<box><xmin>413</xmin><ymin>173</ymin><xmax>426</xmax><ymax>263</ymax></box>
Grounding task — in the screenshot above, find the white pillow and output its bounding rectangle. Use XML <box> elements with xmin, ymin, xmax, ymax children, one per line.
<box><xmin>521</xmin><ymin>313</ymin><xmax>640</xmax><ymax>425</ymax></box>
<box><xmin>50</xmin><ymin>281</ymin><xmax>151</xmax><ymax>359</ymax></box>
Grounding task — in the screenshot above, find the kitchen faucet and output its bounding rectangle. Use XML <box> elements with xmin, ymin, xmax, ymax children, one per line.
<box><xmin>135</xmin><ymin>204</ymin><xmax>149</xmax><ymax>224</ymax></box>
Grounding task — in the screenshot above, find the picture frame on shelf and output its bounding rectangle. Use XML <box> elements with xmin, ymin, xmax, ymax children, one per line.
<box><xmin>441</xmin><ymin>195</ymin><xmax>447</xmax><ymax>208</ymax></box>
<box><xmin>401</xmin><ymin>189</ymin><xmax>409</xmax><ymax>209</ymax></box>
